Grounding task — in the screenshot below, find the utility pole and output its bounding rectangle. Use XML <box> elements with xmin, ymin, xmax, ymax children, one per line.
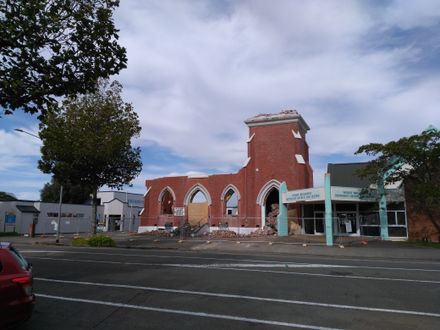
<box><xmin>15</xmin><ymin>128</ymin><xmax>64</xmax><ymax>243</ymax></box>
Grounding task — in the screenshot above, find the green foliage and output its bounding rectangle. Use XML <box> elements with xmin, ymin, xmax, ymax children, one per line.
<box><xmin>71</xmin><ymin>235</ymin><xmax>115</xmax><ymax>247</ymax></box>
<box><xmin>356</xmin><ymin>127</ymin><xmax>440</xmax><ymax>238</ymax></box>
<box><xmin>71</xmin><ymin>237</ymin><xmax>89</xmax><ymax>247</ymax></box>
<box><xmin>0</xmin><ymin>0</ymin><xmax>126</xmax><ymax>115</ymax></box>
<box><xmin>38</xmin><ymin>79</ymin><xmax>142</xmax><ymax>234</ymax></box>
<box><xmin>87</xmin><ymin>235</ymin><xmax>115</xmax><ymax>247</ymax></box>
<box><xmin>41</xmin><ymin>178</ymin><xmax>92</xmax><ymax>204</ymax></box>
<box><xmin>0</xmin><ymin>192</ymin><xmax>17</xmax><ymax>201</ymax></box>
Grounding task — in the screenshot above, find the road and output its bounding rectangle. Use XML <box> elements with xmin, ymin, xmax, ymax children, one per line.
<box><xmin>14</xmin><ymin>244</ymin><xmax>440</xmax><ymax>329</ymax></box>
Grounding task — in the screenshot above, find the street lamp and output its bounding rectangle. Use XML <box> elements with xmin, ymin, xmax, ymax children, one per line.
<box><xmin>14</xmin><ymin>128</ymin><xmax>40</xmax><ymax>139</ymax></box>
<box><xmin>15</xmin><ymin>128</ymin><xmax>64</xmax><ymax>243</ymax></box>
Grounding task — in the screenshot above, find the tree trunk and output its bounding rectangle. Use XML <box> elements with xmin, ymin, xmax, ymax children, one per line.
<box><xmin>91</xmin><ymin>189</ymin><xmax>98</xmax><ymax>235</ymax></box>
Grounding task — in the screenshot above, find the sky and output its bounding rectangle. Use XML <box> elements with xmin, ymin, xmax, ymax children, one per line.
<box><xmin>1</xmin><ymin>0</ymin><xmax>440</xmax><ymax>200</ymax></box>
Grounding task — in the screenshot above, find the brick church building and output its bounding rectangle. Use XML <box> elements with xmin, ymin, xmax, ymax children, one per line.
<box><xmin>139</xmin><ymin>110</ymin><xmax>313</xmax><ymax>233</ymax></box>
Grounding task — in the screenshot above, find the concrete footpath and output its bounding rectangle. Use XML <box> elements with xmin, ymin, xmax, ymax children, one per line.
<box><xmin>3</xmin><ymin>232</ymin><xmax>440</xmax><ymax>261</ymax></box>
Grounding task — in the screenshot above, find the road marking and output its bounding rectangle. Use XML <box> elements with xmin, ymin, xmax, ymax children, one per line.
<box><xmin>214</xmin><ymin>266</ymin><xmax>440</xmax><ymax>285</ymax></box>
<box><xmin>162</xmin><ymin>263</ymin><xmax>351</xmax><ymax>268</ymax></box>
<box><xmin>35</xmin><ymin>277</ymin><xmax>440</xmax><ymax>318</ymax></box>
<box><xmin>29</xmin><ymin>256</ymin><xmax>440</xmax><ymax>284</ymax></box>
<box><xmin>29</xmin><ymin>257</ymin><xmax>349</xmax><ymax>269</ymax></box>
<box><xmin>23</xmin><ymin>250</ymin><xmax>440</xmax><ymax>272</ymax></box>
<box><xmin>35</xmin><ymin>293</ymin><xmax>341</xmax><ymax>330</ymax></box>
<box><xmin>21</xmin><ymin>250</ymin><xmax>65</xmax><ymax>253</ymax></box>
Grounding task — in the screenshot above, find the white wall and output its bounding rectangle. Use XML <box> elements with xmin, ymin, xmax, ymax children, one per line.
<box><xmin>1</xmin><ymin>190</ymin><xmax>143</xmax><ymax>235</ymax></box>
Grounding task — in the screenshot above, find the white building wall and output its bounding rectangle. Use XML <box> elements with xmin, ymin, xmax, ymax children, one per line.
<box><xmin>0</xmin><ymin>201</ymin><xmax>34</xmax><ymax>234</ymax></box>
<box><xmin>98</xmin><ymin>191</ymin><xmax>144</xmax><ymax>208</ymax></box>
<box><xmin>34</xmin><ymin>202</ymin><xmax>104</xmax><ymax>235</ymax></box>
<box><xmin>1</xmin><ymin>191</ymin><xmax>142</xmax><ymax>235</ymax></box>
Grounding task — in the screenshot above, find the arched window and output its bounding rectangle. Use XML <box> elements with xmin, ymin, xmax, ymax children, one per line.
<box><xmin>184</xmin><ymin>184</ymin><xmax>212</xmax><ymax>205</ymax></box>
<box><xmin>190</xmin><ymin>190</ymin><xmax>208</xmax><ymax>203</ymax></box>
<box><xmin>224</xmin><ymin>189</ymin><xmax>238</xmax><ymax>216</ymax></box>
<box><xmin>160</xmin><ymin>189</ymin><xmax>174</xmax><ymax>215</ymax></box>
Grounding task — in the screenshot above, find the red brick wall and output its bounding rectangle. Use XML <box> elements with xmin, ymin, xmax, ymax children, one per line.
<box><xmin>140</xmin><ymin>115</ymin><xmax>313</xmax><ymax>228</ymax></box>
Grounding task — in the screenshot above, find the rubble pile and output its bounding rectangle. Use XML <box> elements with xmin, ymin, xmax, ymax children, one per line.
<box><xmin>141</xmin><ymin>230</ymin><xmax>173</xmax><ymax>237</ymax></box>
<box><xmin>206</xmin><ymin>230</ymin><xmax>238</xmax><ymax>239</ymax></box>
<box><xmin>265</xmin><ymin>203</ymin><xmax>279</xmax><ymax>231</ymax></box>
<box><xmin>248</xmin><ymin>226</ymin><xmax>277</xmax><ymax>237</ymax></box>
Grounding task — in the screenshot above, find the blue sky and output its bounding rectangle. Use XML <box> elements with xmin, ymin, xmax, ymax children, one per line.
<box><xmin>1</xmin><ymin>0</ymin><xmax>440</xmax><ymax>200</ymax></box>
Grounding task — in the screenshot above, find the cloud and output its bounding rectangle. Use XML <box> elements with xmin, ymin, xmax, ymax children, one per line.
<box><xmin>113</xmin><ymin>0</ymin><xmax>440</xmax><ymax>181</ymax></box>
<box><xmin>2</xmin><ymin>0</ymin><xmax>440</xmax><ymax>196</ymax></box>
<box><xmin>0</xmin><ymin>129</ymin><xmax>41</xmax><ymax>171</ymax></box>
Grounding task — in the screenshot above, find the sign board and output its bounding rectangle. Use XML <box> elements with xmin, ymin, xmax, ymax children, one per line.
<box><xmin>331</xmin><ymin>186</ymin><xmax>376</xmax><ymax>201</ymax></box>
<box><xmin>283</xmin><ymin>188</ymin><xmax>325</xmax><ymax>203</ymax></box>
<box><xmin>5</xmin><ymin>214</ymin><xmax>16</xmax><ymax>224</ymax></box>
<box><xmin>173</xmin><ymin>207</ymin><xmax>185</xmax><ymax>217</ymax></box>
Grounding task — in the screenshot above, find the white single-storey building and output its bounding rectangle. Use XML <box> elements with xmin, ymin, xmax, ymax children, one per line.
<box><xmin>0</xmin><ymin>191</ymin><xmax>143</xmax><ymax>235</ymax></box>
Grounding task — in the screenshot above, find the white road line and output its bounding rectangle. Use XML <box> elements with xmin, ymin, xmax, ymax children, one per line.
<box><xmin>161</xmin><ymin>263</ymin><xmax>351</xmax><ymax>268</ymax></box>
<box><xmin>35</xmin><ymin>277</ymin><xmax>440</xmax><ymax>318</ymax></box>
<box><xmin>23</xmin><ymin>250</ymin><xmax>440</xmax><ymax>272</ymax></box>
<box><xmin>35</xmin><ymin>293</ymin><xmax>341</xmax><ymax>330</ymax></box>
<box><xmin>30</xmin><ymin>256</ymin><xmax>440</xmax><ymax>284</ymax></box>
<box><xmin>18</xmin><ymin>245</ymin><xmax>440</xmax><ymax>266</ymax></box>
<box><xmin>214</xmin><ymin>266</ymin><xmax>440</xmax><ymax>285</ymax></box>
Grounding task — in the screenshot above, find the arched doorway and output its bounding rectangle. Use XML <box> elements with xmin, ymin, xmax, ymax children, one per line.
<box><xmin>184</xmin><ymin>185</ymin><xmax>211</xmax><ymax>226</ymax></box>
<box><xmin>265</xmin><ymin>188</ymin><xmax>279</xmax><ymax>229</ymax></box>
<box><xmin>256</xmin><ymin>180</ymin><xmax>281</xmax><ymax>228</ymax></box>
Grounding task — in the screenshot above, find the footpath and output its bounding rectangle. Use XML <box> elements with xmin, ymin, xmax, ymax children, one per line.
<box><xmin>3</xmin><ymin>232</ymin><xmax>440</xmax><ymax>261</ymax></box>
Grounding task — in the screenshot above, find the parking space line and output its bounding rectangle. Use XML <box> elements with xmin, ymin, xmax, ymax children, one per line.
<box><xmin>35</xmin><ymin>277</ymin><xmax>440</xmax><ymax>318</ymax></box>
<box><xmin>35</xmin><ymin>293</ymin><xmax>341</xmax><ymax>330</ymax></box>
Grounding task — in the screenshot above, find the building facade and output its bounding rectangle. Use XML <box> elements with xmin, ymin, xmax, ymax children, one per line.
<box><xmin>139</xmin><ymin>110</ymin><xmax>313</xmax><ymax>233</ymax></box>
<box><xmin>0</xmin><ymin>191</ymin><xmax>143</xmax><ymax>235</ymax></box>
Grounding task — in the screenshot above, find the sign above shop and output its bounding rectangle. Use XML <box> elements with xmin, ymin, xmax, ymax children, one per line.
<box><xmin>282</xmin><ymin>188</ymin><xmax>325</xmax><ymax>203</ymax></box>
<box><xmin>331</xmin><ymin>186</ymin><xmax>376</xmax><ymax>201</ymax></box>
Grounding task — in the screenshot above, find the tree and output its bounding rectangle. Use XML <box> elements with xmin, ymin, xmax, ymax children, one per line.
<box><xmin>355</xmin><ymin>127</ymin><xmax>440</xmax><ymax>240</ymax></box>
<box><xmin>38</xmin><ymin>80</ymin><xmax>142</xmax><ymax>234</ymax></box>
<box><xmin>0</xmin><ymin>191</ymin><xmax>17</xmax><ymax>201</ymax></box>
<box><xmin>40</xmin><ymin>178</ymin><xmax>92</xmax><ymax>204</ymax></box>
<box><xmin>0</xmin><ymin>0</ymin><xmax>126</xmax><ymax>116</ymax></box>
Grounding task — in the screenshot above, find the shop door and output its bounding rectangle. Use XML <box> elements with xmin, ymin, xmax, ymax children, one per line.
<box><xmin>336</xmin><ymin>212</ymin><xmax>357</xmax><ymax>235</ymax></box>
<box><xmin>314</xmin><ymin>212</ymin><xmax>324</xmax><ymax>234</ymax></box>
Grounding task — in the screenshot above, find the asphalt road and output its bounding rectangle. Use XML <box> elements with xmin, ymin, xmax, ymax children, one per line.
<box><xmin>13</xmin><ymin>244</ymin><xmax>440</xmax><ymax>330</ymax></box>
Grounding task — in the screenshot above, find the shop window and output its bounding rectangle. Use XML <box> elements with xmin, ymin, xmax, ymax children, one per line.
<box><xmin>387</xmin><ymin>210</ymin><xmax>407</xmax><ymax>237</ymax></box>
<box><xmin>335</xmin><ymin>203</ymin><xmax>356</xmax><ymax>212</ymax></box>
<box><xmin>360</xmin><ymin>212</ymin><xmax>380</xmax><ymax>226</ymax></box>
<box><xmin>359</xmin><ymin>203</ymin><xmax>377</xmax><ymax>212</ymax></box>
<box><xmin>396</xmin><ymin>212</ymin><xmax>406</xmax><ymax>225</ymax></box>
<box><xmin>387</xmin><ymin>202</ymin><xmax>405</xmax><ymax>210</ymax></box>
<box><xmin>389</xmin><ymin>227</ymin><xmax>407</xmax><ymax>237</ymax></box>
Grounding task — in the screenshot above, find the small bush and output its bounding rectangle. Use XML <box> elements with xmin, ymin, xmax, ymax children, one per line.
<box><xmin>87</xmin><ymin>235</ymin><xmax>115</xmax><ymax>247</ymax></box>
<box><xmin>72</xmin><ymin>237</ymin><xmax>89</xmax><ymax>247</ymax></box>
